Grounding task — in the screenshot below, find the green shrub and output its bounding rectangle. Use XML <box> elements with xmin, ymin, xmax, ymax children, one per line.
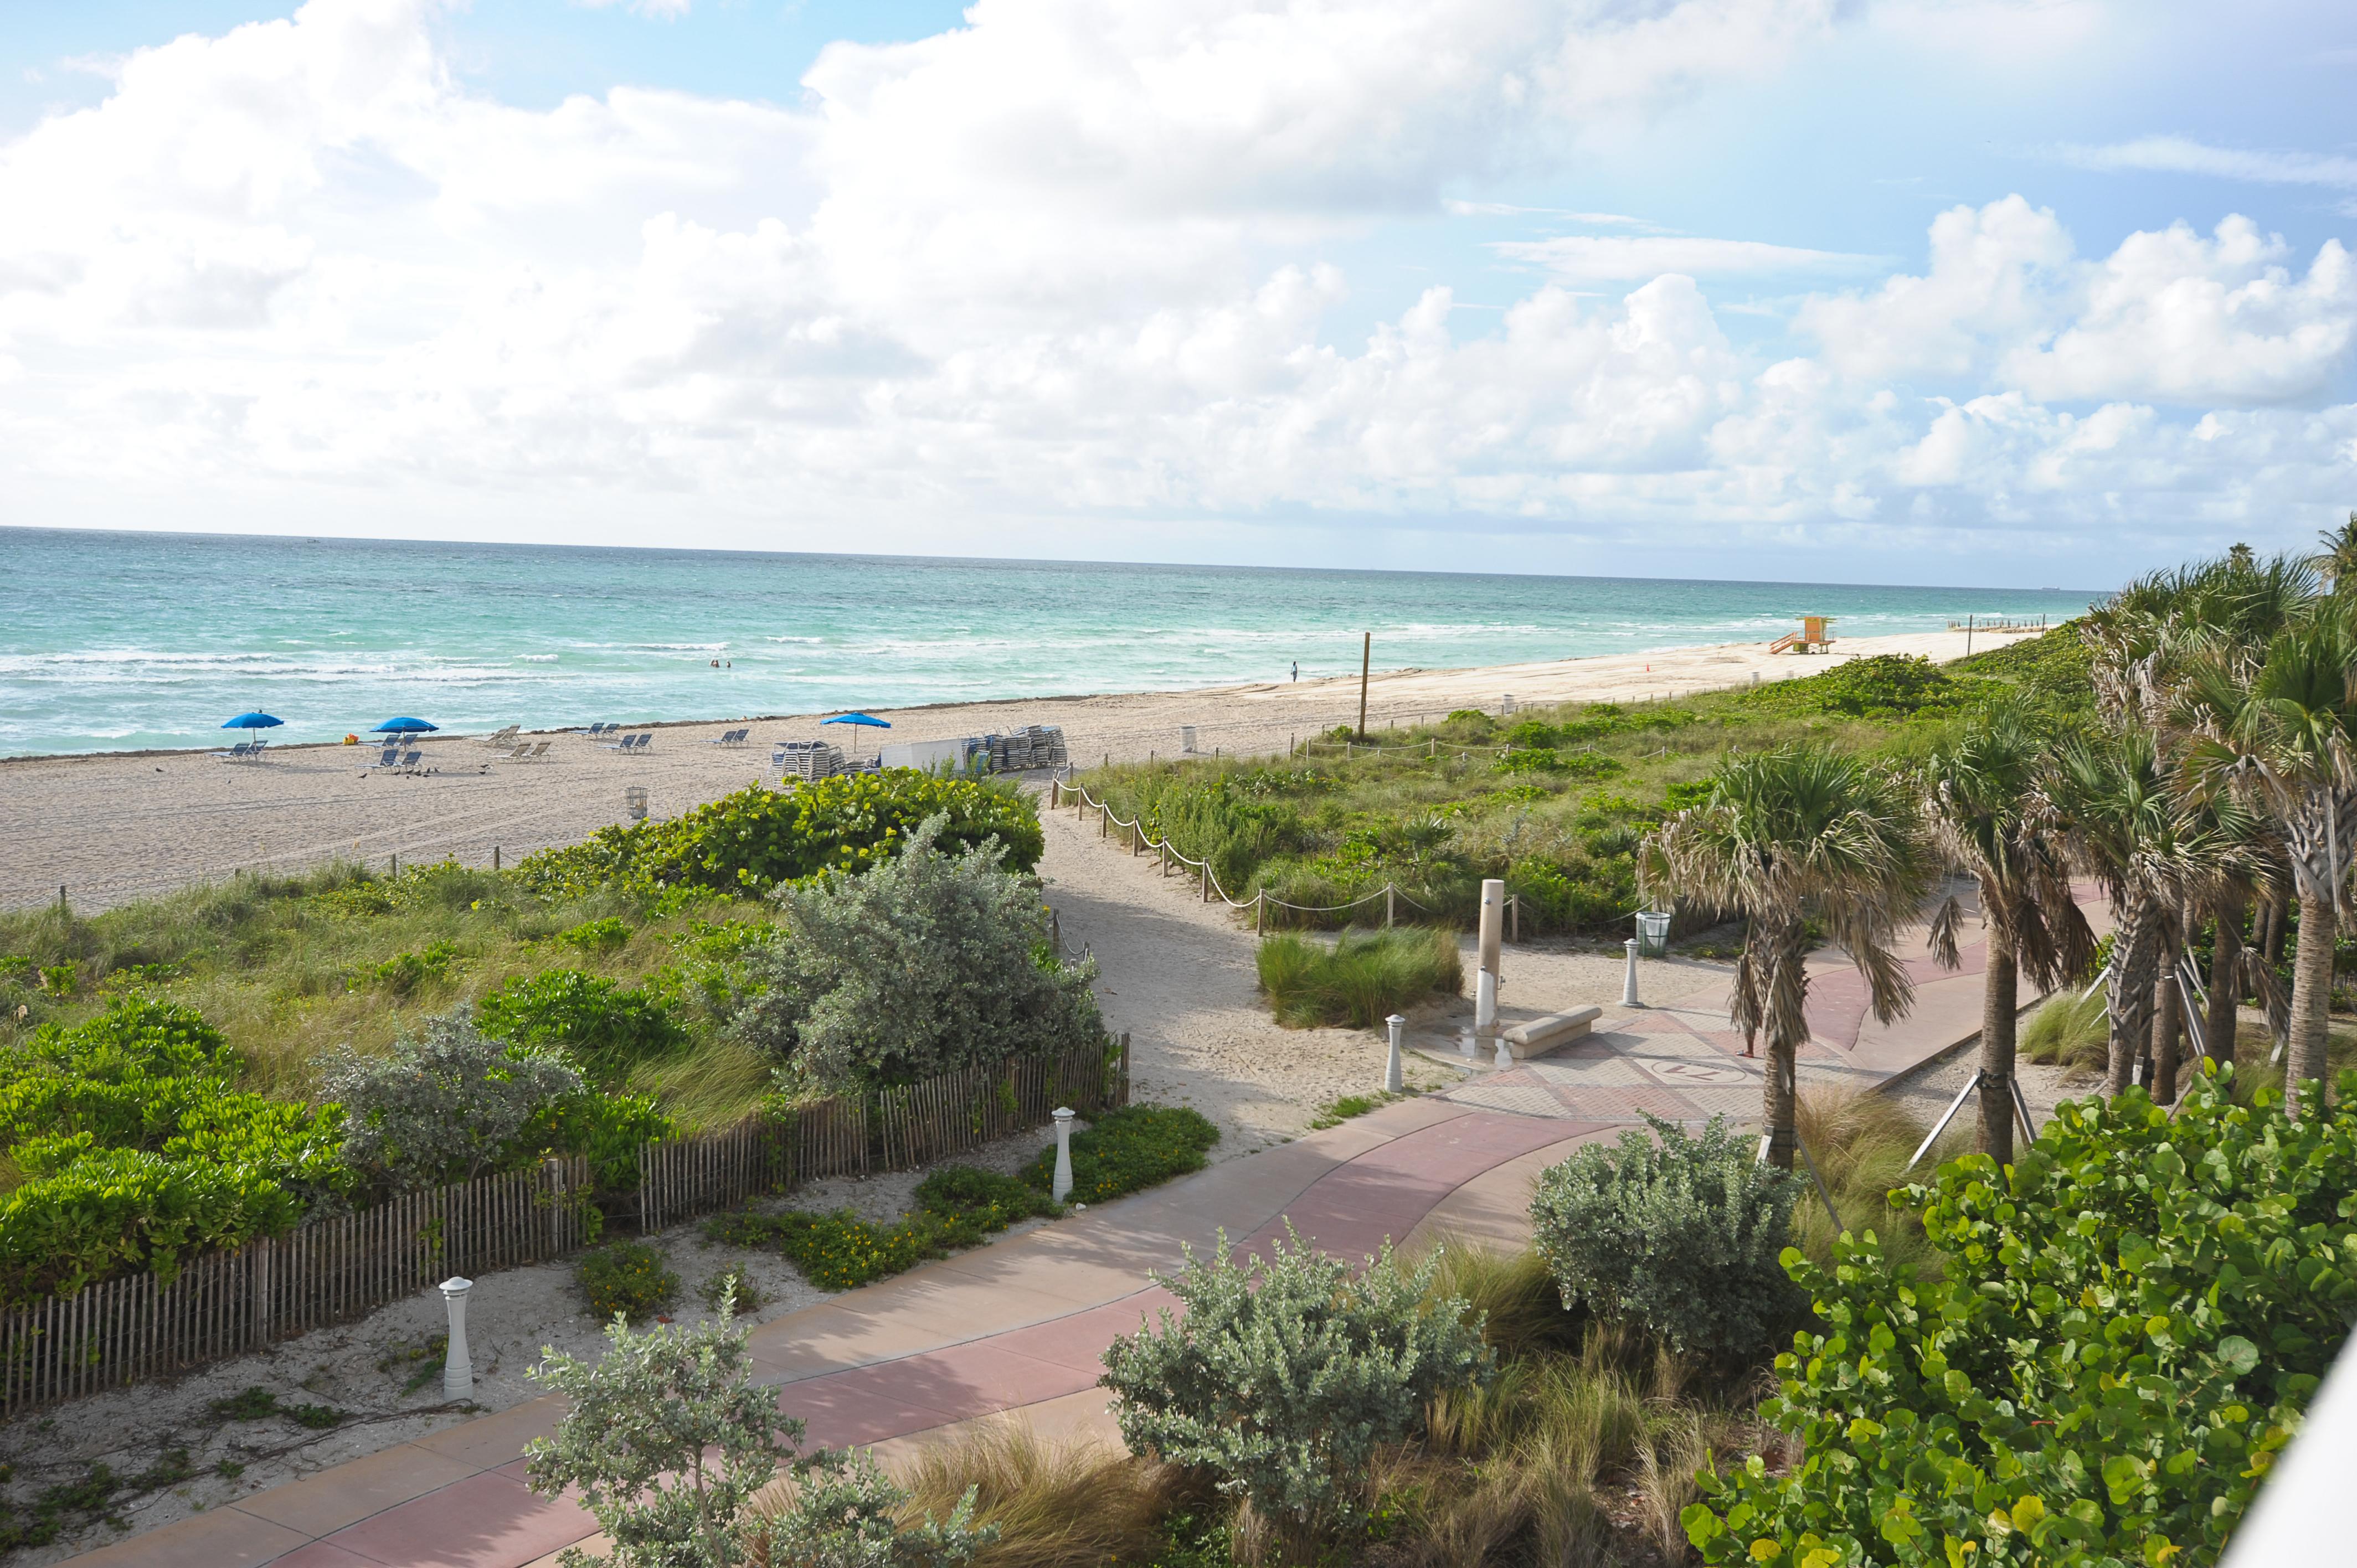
<box><xmin>1529</xmin><ymin>1115</ymin><xmax>1803</xmax><ymax>1364</ymax></box>
<box><xmin>1683</xmin><ymin>1066</ymin><xmax>2357</xmax><ymax>1567</ymax></box>
<box><xmin>1739</xmin><ymin>653</ymin><xmax>1964</xmax><ymax>719</ymax></box>
<box><xmin>697</xmin><ymin>1262</ymin><xmax>764</xmax><ymax>1317</ymax></box>
<box><xmin>1020</xmin><ymin>1105</ymin><xmax>1219</xmax><ymax>1203</ymax></box>
<box><xmin>735</xmin><ymin>815</ymin><xmax>1102</xmax><ymax>1093</ymax></box>
<box><xmin>752</xmin><ymin>1447</ymin><xmax>995</xmax><ymax>1568</ymax></box>
<box><xmin>320</xmin><ymin>1012</ymin><xmax>583</xmax><ymax>1190</ymax></box>
<box><xmin>1099</xmin><ymin>1225</ymin><xmax>1494</xmax><ymax>1555</ymax></box>
<box><xmin>1254</xmin><ymin>927</ymin><xmax>1462</xmax><ymax>1028</ymax></box>
<box><xmin>368</xmin><ymin>941</ymin><xmax>459</xmax><ymax>996</ymax></box>
<box><xmin>514</xmin><ymin>772</ymin><xmax>1041</xmax><ymax>898</ymax></box>
<box><xmin>555</xmin><ymin>917</ymin><xmax>633</xmax><ymax>954</ymax></box>
<box><xmin>576</xmin><ymin>1241</ymin><xmax>679</xmax><ymax>1322</ymax></box>
<box><xmin>525</xmin><ymin>1306</ymin><xmax>805</xmax><ymax>1567</ymax></box>
<box><xmin>708</xmin><ymin>1162</ymin><xmax>1057</xmax><ymax>1291</ymax></box>
<box><xmin>0</xmin><ymin>999</ymin><xmax>351</xmax><ymax>1301</ymax></box>
<box><xmin>476</xmin><ymin>969</ymin><xmax>685</xmax><ymax>1085</ymax></box>
<box><xmin>523</xmin><ymin>1089</ymin><xmax>675</xmax><ymax>1192</ymax></box>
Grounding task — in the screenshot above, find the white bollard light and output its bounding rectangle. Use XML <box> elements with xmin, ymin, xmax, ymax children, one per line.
<box><xmin>1622</xmin><ymin>938</ymin><xmax>1641</xmax><ymax>1008</ymax></box>
<box><xmin>1384</xmin><ymin>1014</ymin><xmax>1406</xmax><ymax>1093</ymax></box>
<box><xmin>1051</xmin><ymin>1107</ymin><xmax>1076</xmax><ymax>1204</ymax></box>
<box><xmin>440</xmin><ymin>1276</ymin><xmax>474</xmax><ymax>1399</ymax></box>
<box><xmin>1475</xmin><ymin>969</ymin><xmax>1497</xmax><ymax>1049</ymax></box>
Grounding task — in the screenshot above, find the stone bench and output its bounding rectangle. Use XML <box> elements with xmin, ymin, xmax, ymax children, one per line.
<box><xmin>1500</xmin><ymin>1005</ymin><xmax>1602</xmax><ymax>1060</ymax></box>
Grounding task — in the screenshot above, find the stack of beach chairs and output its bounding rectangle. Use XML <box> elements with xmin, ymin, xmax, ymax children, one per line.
<box><xmin>774</xmin><ymin>740</ymin><xmax>847</xmax><ymax>782</ymax></box>
<box><xmin>984</xmin><ymin>725</ymin><xmax>1068</xmax><ymax>772</ymax></box>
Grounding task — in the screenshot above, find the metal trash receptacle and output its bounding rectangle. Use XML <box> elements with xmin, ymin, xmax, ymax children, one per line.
<box><xmin>1634</xmin><ymin>909</ymin><xmax>1671</xmax><ymax>958</ymax></box>
<box><xmin>624</xmin><ymin>786</ymin><xmax>649</xmax><ymax>823</ymax></box>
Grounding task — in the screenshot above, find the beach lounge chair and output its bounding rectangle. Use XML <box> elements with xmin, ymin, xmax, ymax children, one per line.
<box><xmin>480</xmin><ymin>725</ymin><xmax>520</xmax><ymax>749</ymax></box>
<box><xmin>599</xmin><ymin>731</ymin><xmax>633</xmax><ymax>751</ymax></box>
<box><xmin>514</xmin><ymin>740</ymin><xmax>550</xmax><ymax>762</ymax></box>
<box><xmin>584</xmin><ymin>723</ymin><xmax>610</xmax><ymax>738</ymax></box>
<box><xmin>214</xmin><ymin>741</ymin><xmax>253</xmax><ymax>762</ymax></box>
<box><xmin>397</xmin><ymin>748</ymin><xmax>424</xmax><ymax>773</ymax></box>
<box><xmin>631</xmin><ymin>732</ymin><xmax>653</xmax><ymax>752</ymax></box>
<box><xmin>706</xmin><ymin>728</ymin><xmax>750</xmax><ymax>747</ymax></box>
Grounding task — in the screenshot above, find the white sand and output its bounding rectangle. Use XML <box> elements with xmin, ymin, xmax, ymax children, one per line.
<box><xmin>0</xmin><ymin>627</ymin><xmax>2035</xmax><ymax>913</ymax></box>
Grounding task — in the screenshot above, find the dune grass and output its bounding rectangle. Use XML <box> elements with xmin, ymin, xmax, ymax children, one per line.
<box><xmin>0</xmin><ymin>861</ymin><xmax>779</xmax><ymax>1130</ymax></box>
<box><xmin>1254</xmin><ymin>926</ymin><xmax>1463</xmax><ymax>1028</ymax></box>
<box><xmin>2020</xmin><ymin>982</ymin><xmax>2108</xmax><ymax>1072</ymax></box>
<box><xmin>1788</xmin><ymin>1087</ymin><xmax>1957</xmax><ymax>1276</ymax></box>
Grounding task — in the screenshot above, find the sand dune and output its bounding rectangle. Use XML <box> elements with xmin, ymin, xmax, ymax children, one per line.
<box><xmin>0</xmin><ymin>626</ymin><xmax>2037</xmax><ymax>911</ymax></box>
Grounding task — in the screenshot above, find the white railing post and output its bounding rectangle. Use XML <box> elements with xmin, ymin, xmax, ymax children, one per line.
<box><xmin>1622</xmin><ymin>938</ymin><xmax>1641</xmax><ymax>1007</ymax></box>
<box><xmin>1051</xmin><ymin>1107</ymin><xmax>1075</xmax><ymax>1203</ymax></box>
<box><xmin>440</xmin><ymin>1276</ymin><xmax>473</xmax><ymax>1398</ymax></box>
<box><xmin>1384</xmin><ymin>1014</ymin><xmax>1406</xmax><ymax>1093</ymax></box>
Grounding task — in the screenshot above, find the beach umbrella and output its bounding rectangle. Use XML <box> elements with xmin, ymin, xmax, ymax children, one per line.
<box><xmin>372</xmin><ymin>717</ymin><xmax>439</xmax><ymax>735</ymax></box>
<box><xmin>221</xmin><ymin>712</ymin><xmax>284</xmax><ymax>730</ymax></box>
<box><xmin>822</xmin><ymin>711</ymin><xmax>891</xmax><ymax>759</ymax></box>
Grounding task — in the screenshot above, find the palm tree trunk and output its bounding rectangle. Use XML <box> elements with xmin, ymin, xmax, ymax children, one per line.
<box><xmin>2266</xmin><ymin>889</ymin><xmax>2290</xmax><ymax>966</ymax></box>
<box><xmin>2287</xmin><ymin>891</ymin><xmax>2337</xmax><ymax>1111</ymax></box>
<box><xmin>1977</xmin><ymin>931</ymin><xmax>2018</xmax><ymax>1164</ymax></box>
<box><xmin>2152</xmin><ymin>962</ymin><xmax>2182</xmax><ymax>1104</ymax></box>
<box><xmin>2207</xmin><ymin>894</ymin><xmax>2244</xmax><ymax>1071</ymax></box>
<box><xmin>2107</xmin><ymin>902</ymin><xmax>2160</xmax><ymax>1097</ymax></box>
<box><xmin>1762</xmin><ymin>938</ymin><xmax>1805</xmax><ymax>1171</ymax></box>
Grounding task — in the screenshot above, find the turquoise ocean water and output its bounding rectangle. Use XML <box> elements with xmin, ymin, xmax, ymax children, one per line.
<box><xmin>0</xmin><ymin>529</ymin><xmax>2102</xmax><ymax>758</ymax></box>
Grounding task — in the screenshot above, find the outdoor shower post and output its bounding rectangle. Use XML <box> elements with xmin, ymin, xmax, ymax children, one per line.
<box><xmin>1622</xmin><ymin>940</ymin><xmax>1641</xmax><ymax>1007</ymax></box>
<box><xmin>1475</xmin><ymin>879</ymin><xmax>1504</xmax><ymax>1056</ymax></box>
<box><xmin>440</xmin><ymin>1277</ymin><xmax>473</xmax><ymax>1399</ymax></box>
<box><xmin>1051</xmin><ymin>1108</ymin><xmax>1075</xmax><ymax>1204</ymax></box>
<box><xmin>1385</xmin><ymin>1014</ymin><xmax>1406</xmax><ymax>1094</ymax></box>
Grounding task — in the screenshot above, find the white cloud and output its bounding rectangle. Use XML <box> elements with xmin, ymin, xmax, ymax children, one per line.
<box><xmin>0</xmin><ymin>0</ymin><xmax>2350</xmax><ymax>576</ymax></box>
<box><xmin>1492</xmin><ymin>234</ymin><xmax>1881</xmax><ymax>281</ymax></box>
<box><xmin>2058</xmin><ymin>135</ymin><xmax>2357</xmax><ymax>190</ymax></box>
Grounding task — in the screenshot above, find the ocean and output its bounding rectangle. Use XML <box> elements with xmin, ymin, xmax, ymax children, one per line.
<box><xmin>0</xmin><ymin>528</ymin><xmax>2102</xmax><ymax>758</ymax></box>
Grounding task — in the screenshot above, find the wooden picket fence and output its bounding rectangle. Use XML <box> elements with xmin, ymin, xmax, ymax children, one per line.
<box><xmin>0</xmin><ymin>1157</ymin><xmax>592</xmax><ymax>1417</ymax></box>
<box><xmin>0</xmin><ymin>1034</ymin><xmax>1129</xmax><ymax>1416</ymax></box>
<box><xmin>635</xmin><ymin>1035</ymin><xmax>1130</xmax><ymax>1231</ymax></box>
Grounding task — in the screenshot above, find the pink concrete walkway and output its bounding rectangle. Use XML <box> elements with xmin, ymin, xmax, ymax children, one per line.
<box><xmin>68</xmin><ymin>1102</ymin><xmax>1609</xmax><ymax>1568</ymax></box>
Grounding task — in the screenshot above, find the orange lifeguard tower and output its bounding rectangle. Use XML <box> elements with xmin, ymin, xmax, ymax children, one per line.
<box><xmin>1768</xmin><ymin>615</ymin><xmax>1835</xmax><ymax>654</ymax></box>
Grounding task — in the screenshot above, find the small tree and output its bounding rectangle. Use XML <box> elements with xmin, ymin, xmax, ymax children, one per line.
<box><xmin>319</xmin><ymin>1011</ymin><xmax>581</xmax><ymax>1189</ymax></box>
<box><xmin>750</xmin><ymin>1447</ymin><xmax>994</xmax><ymax>1568</ymax></box>
<box><xmin>524</xmin><ymin>1299</ymin><xmax>804</xmax><ymax>1568</ymax></box>
<box><xmin>735</xmin><ymin>814</ymin><xmax>1102</xmax><ymax>1091</ymax></box>
<box><xmin>1098</xmin><ymin>1224</ymin><xmax>1491</xmax><ymax>1560</ymax></box>
<box><xmin>1529</xmin><ymin>1115</ymin><xmax>1803</xmax><ymax>1364</ymax></box>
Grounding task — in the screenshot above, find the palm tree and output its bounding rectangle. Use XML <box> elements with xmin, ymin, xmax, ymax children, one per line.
<box><xmin>1641</xmin><ymin>744</ymin><xmax>1935</xmax><ymax>1170</ymax></box>
<box><xmin>2040</xmin><ymin>729</ymin><xmax>2242</xmax><ymax>1097</ymax></box>
<box><xmin>1921</xmin><ymin>710</ymin><xmax>2096</xmax><ymax>1162</ymax></box>
<box><xmin>2316</xmin><ymin>512</ymin><xmax>2357</xmax><ymax>594</ymax></box>
<box><xmin>2180</xmin><ymin>606</ymin><xmax>2357</xmax><ymax>1109</ymax></box>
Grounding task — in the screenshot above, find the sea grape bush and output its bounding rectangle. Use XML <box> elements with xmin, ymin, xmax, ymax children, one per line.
<box><xmin>1099</xmin><ymin>1225</ymin><xmax>1493</xmax><ymax>1555</ymax></box>
<box><xmin>476</xmin><ymin>969</ymin><xmax>686</xmax><ymax>1085</ymax></box>
<box><xmin>0</xmin><ymin>1000</ymin><xmax>351</xmax><ymax>1300</ymax></box>
<box><xmin>513</xmin><ymin>771</ymin><xmax>1042</xmax><ymax>899</ymax></box>
<box><xmin>1683</xmin><ymin>1065</ymin><xmax>2357</xmax><ymax>1567</ymax></box>
<box><xmin>735</xmin><ymin>815</ymin><xmax>1101</xmax><ymax>1092</ymax></box>
<box><xmin>1530</xmin><ymin>1115</ymin><xmax>1803</xmax><ymax>1364</ymax></box>
<box><xmin>575</xmin><ymin>1240</ymin><xmax>679</xmax><ymax>1323</ymax></box>
<box><xmin>318</xmin><ymin>1012</ymin><xmax>584</xmax><ymax>1189</ymax></box>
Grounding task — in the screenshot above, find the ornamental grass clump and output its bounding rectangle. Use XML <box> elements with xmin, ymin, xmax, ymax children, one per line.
<box><xmin>1098</xmin><ymin>1224</ymin><xmax>1493</xmax><ymax>1561</ymax></box>
<box><xmin>525</xmin><ymin>1303</ymin><xmax>803</xmax><ymax>1568</ymax></box>
<box><xmin>1253</xmin><ymin>927</ymin><xmax>1461</xmax><ymax>1028</ymax></box>
<box><xmin>1529</xmin><ymin>1115</ymin><xmax>1803</xmax><ymax>1365</ymax></box>
<box><xmin>736</xmin><ymin>814</ymin><xmax>1101</xmax><ymax>1093</ymax></box>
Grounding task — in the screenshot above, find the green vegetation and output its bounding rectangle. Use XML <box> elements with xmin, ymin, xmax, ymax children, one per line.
<box><xmin>1070</xmin><ymin>627</ymin><xmax>2092</xmax><ymax>938</ymax></box>
<box><xmin>705</xmin><ymin>1162</ymin><xmax>1059</xmax><ymax>1292</ymax></box>
<box><xmin>1685</xmin><ymin>1065</ymin><xmax>2357</xmax><ymax>1566</ymax></box>
<box><xmin>1016</xmin><ymin>1104</ymin><xmax>1219</xmax><ymax>1203</ymax></box>
<box><xmin>577</xmin><ymin>1240</ymin><xmax>680</xmax><ymax>1323</ymax></box>
<box><xmin>1253</xmin><ymin>926</ymin><xmax>1461</xmax><ymax>1027</ymax></box>
<box><xmin>515</xmin><ymin>771</ymin><xmax>1041</xmax><ymax>898</ymax></box>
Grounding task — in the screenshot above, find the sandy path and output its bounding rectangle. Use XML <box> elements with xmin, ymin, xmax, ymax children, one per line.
<box><xmin>0</xmin><ymin>627</ymin><xmax>2037</xmax><ymax>912</ymax></box>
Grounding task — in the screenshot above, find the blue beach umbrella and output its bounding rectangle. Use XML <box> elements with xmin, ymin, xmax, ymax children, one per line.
<box><xmin>221</xmin><ymin>711</ymin><xmax>284</xmax><ymax>730</ymax></box>
<box><xmin>372</xmin><ymin>717</ymin><xmax>439</xmax><ymax>735</ymax></box>
<box><xmin>822</xmin><ymin>711</ymin><xmax>890</xmax><ymax>759</ymax></box>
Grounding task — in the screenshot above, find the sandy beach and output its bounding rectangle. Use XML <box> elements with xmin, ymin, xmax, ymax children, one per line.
<box><xmin>0</xmin><ymin>626</ymin><xmax>2032</xmax><ymax>912</ymax></box>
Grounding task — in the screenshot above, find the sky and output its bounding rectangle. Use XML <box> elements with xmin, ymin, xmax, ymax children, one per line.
<box><xmin>0</xmin><ymin>0</ymin><xmax>2351</xmax><ymax>589</ymax></box>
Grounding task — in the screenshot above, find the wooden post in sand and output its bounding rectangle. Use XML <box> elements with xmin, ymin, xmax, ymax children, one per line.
<box><xmin>1256</xmin><ymin>893</ymin><xmax>1265</xmax><ymax>936</ymax></box>
<box><xmin>1357</xmin><ymin>632</ymin><xmax>1371</xmax><ymax>739</ymax></box>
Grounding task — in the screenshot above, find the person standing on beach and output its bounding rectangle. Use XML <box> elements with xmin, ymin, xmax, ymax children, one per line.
<box><xmin>1290</xmin><ymin>661</ymin><xmax>1298</xmax><ymax>682</ymax></box>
